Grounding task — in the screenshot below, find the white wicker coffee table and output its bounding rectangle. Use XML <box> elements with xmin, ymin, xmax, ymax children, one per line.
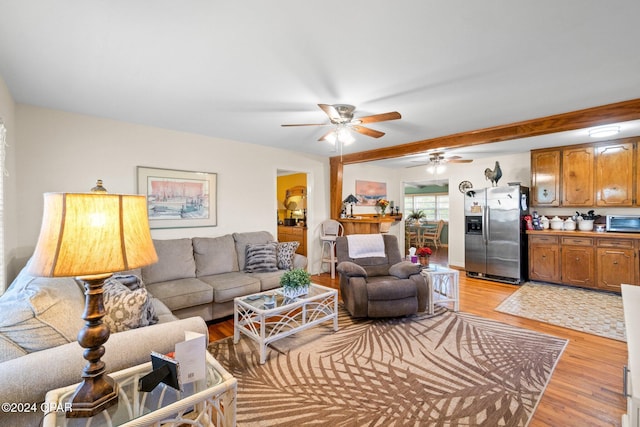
<box><xmin>234</xmin><ymin>283</ymin><xmax>339</xmax><ymax>364</ymax></box>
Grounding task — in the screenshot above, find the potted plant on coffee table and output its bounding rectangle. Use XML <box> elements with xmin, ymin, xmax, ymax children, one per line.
<box><xmin>279</xmin><ymin>268</ymin><xmax>311</xmax><ymax>299</ymax></box>
<box><xmin>417</xmin><ymin>246</ymin><xmax>432</xmax><ymax>266</ymax></box>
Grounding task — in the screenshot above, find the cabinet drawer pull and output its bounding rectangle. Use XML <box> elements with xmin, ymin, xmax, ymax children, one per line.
<box><xmin>613</xmin><ymin>261</ymin><xmax>618</xmax><ymax>265</ymax></box>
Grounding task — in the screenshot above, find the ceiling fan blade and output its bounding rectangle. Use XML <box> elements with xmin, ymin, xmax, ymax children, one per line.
<box><xmin>447</xmin><ymin>159</ymin><xmax>473</xmax><ymax>163</ymax></box>
<box><xmin>318</xmin><ymin>104</ymin><xmax>340</xmax><ymax>120</ymax></box>
<box><xmin>351</xmin><ymin>125</ymin><xmax>385</xmax><ymax>138</ymax></box>
<box><xmin>357</xmin><ymin>111</ymin><xmax>401</xmax><ymax>124</ymax></box>
<box><xmin>281</xmin><ymin>123</ymin><xmax>329</xmax><ymax>127</ymax></box>
<box><xmin>318</xmin><ymin>129</ymin><xmax>336</xmax><ymax>142</ymax></box>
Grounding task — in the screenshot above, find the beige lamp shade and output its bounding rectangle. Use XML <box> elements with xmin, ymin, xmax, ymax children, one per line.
<box><xmin>29</xmin><ymin>193</ymin><xmax>158</xmax><ymax>277</ymax></box>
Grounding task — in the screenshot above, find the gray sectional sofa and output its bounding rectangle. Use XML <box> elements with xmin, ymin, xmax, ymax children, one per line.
<box><xmin>140</xmin><ymin>231</ymin><xmax>307</xmax><ymax>321</ymax></box>
<box><xmin>0</xmin><ymin>230</ymin><xmax>306</xmax><ymax>426</ymax></box>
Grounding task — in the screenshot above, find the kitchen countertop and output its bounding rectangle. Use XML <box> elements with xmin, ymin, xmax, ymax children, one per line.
<box><xmin>526</xmin><ymin>229</ymin><xmax>640</xmax><ymax>239</ymax></box>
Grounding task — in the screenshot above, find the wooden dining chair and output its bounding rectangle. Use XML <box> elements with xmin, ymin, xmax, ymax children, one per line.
<box><xmin>421</xmin><ymin>219</ymin><xmax>445</xmax><ymax>249</ymax></box>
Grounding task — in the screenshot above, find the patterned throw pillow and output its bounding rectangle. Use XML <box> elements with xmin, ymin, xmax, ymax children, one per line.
<box><xmin>277</xmin><ymin>241</ymin><xmax>300</xmax><ymax>270</ymax></box>
<box><xmin>111</xmin><ymin>274</ymin><xmax>158</xmax><ymax>326</ymax></box>
<box><xmin>103</xmin><ymin>278</ymin><xmax>157</xmax><ymax>333</ymax></box>
<box><xmin>245</xmin><ymin>242</ymin><xmax>279</xmax><ymax>273</ymax></box>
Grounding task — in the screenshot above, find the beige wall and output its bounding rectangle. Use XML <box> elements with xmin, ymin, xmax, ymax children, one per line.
<box><xmin>12</xmin><ymin>105</ymin><xmax>331</xmax><ymax>280</ymax></box>
<box><xmin>0</xmin><ymin>76</ymin><xmax>17</xmax><ymax>291</ymax></box>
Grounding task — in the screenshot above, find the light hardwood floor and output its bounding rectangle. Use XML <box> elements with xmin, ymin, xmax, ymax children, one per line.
<box><xmin>208</xmin><ymin>261</ymin><xmax>628</xmax><ymax>426</ymax></box>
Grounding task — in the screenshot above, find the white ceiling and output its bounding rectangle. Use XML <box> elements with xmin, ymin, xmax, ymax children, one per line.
<box><xmin>1</xmin><ymin>1</ymin><xmax>640</xmax><ymax>165</ymax></box>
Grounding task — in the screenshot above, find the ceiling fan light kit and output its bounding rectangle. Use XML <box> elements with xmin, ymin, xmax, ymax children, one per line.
<box><xmin>282</xmin><ymin>103</ymin><xmax>401</xmax><ymax>150</ymax></box>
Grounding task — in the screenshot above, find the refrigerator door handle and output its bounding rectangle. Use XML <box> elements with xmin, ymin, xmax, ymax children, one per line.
<box><xmin>484</xmin><ymin>206</ymin><xmax>490</xmax><ymax>244</ymax></box>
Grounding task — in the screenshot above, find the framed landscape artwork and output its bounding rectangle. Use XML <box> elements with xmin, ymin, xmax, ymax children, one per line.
<box><xmin>355</xmin><ymin>180</ymin><xmax>387</xmax><ymax>206</ymax></box>
<box><xmin>137</xmin><ymin>166</ymin><xmax>217</xmax><ymax>229</ymax></box>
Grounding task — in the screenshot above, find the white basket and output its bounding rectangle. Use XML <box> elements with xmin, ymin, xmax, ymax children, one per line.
<box><xmin>281</xmin><ymin>285</ymin><xmax>309</xmax><ymax>299</ymax></box>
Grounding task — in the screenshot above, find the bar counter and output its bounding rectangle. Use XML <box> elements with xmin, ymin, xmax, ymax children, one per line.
<box><xmin>338</xmin><ymin>213</ymin><xmax>402</xmax><ymax>235</ymax></box>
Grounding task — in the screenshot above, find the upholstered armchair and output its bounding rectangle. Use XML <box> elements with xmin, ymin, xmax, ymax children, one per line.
<box><xmin>336</xmin><ymin>234</ymin><xmax>430</xmax><ymax>318</ymax></box>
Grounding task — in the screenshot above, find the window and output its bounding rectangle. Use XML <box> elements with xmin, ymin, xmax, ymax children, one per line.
<box><xmin>404</xmin><ymin>193</ymin><xmax>449</xmax><ymax>221</ymax></box>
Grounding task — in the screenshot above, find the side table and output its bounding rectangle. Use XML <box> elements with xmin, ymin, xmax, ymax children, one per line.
<box><xmin>42</xmin><ymin>352</ymin><xmax>236</xmax><ymax>427</ymax></box>
<box><xmin>420</xmin><ymin>265</ymin><xmax>460</xmax><ymax>314</ymax></box>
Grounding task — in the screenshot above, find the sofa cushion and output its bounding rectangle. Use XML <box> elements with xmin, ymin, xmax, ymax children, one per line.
<box><xmin>367</xmin><ymin>279</ymin><xmax>417</xmax><ymax>301</ymax></box>
<box><xmin>0</xmin><ymin>267</ymin><xmax>85</xmax><ymax>363</ymax></box>
<box><xmin>150</xmin><ymin>297</ymin><xmax>177</xmax><ymax>323</ymax></box>
<box><xmin>142</xmin><ymin>238</ymin><xmax>196</xmax><ymax>284</ymax></box>
<box><xmin>276</xmin><ymin>241</ymin><xmax>299</xmax><ymax>270</ymax></box>
<box><xmin>233</xmin><ymin>231</ymin><xmax>275</xmax><ymax>270</ymax></box>
<box><xmin>193</xmin><ymin>235</ymin><xmax>239</xmax><ymax>276</ymax></box>
<box><xmin>246</xmin><ymin>270</ymin><xmax>285</xmax><ymax>291</ymax></box>
<box><xmin>198</xmin><ymin>272</ymin><xmax>261</xmax><ymax>303</ymax></box>
<box><xmin>245</xmin><ymin>242</ymin><xmax>278</xmax><ymax>273</ymax></box>
<box><xmin>145</xmin><ymin>278</ymin><xmax>213</xmax><ymax>312</ymax></box>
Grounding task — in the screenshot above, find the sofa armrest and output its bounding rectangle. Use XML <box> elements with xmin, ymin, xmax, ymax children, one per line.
<box><xmin>336</xmin><ymin>261</ymin><xmax>368</xmax><ymax>278</ymax></box>
<box><xmin>0</xmin><ymin>316</ymin><xmax>207</xmax><ymax>422</ymax></box>
<box><xmin>293</xmin><ymin>253</ymin><xmax>308</xmax><ymax>270</ymax></box>
<box><xmin>389</xmin><ymin>261</ymin><xmax>421</xmax><ymax>279</ymax></box>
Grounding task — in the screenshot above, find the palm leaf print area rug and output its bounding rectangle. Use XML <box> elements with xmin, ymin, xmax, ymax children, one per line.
<box><xmin>209</xmin><ymin>308</ymin><xmax>567</xmax><ymax>426</ymax></box>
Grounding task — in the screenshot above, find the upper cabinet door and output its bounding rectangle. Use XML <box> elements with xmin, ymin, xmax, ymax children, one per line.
<box><xmin>531</xmin><ymin>150</ymin><xmax>560</xmax><ymax>206</ymax></box>
<box><xmin>596</xmin><ymin>140</ymin><xmax>635</xmax><ymax>207</ymax></box>
<box><xmin>562</xmin><ymin>146</ymin><xmax>594</xmax><ymax>206</ymax></box>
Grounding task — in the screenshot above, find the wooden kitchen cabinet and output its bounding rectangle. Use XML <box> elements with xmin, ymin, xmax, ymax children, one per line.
<box><xmin>532</xmin><ymin>137</ymin><xmax>640</xmax><ymax>207</ymax></box>
<box><xmin>277</xmin><ymin>225</ymin><xmax>307</xmax><ymax>256</ymax></box>
<box><xmin>528</xmin><ymin>230</ymin><xmax>640</xmax><ymax>292</ymax></box>
<box><xmin>595</xmin><ymin>139</ymin><xmax>635</xmax><ymax>207</ymax></box>
<box><xmin>528</xmin><ymin>235</ymin><xmax>561</xmax><ymax>283</ymax></box>
<box><xmin>560</xmin><ymin>236</ymin><xmax>595</xmax><ymax>288</ymax></box>
<box><xmin>531</xmin><ymin>149</ymin><xmax>560</xmax><ymax>206</ymax></box>
<box><xmin>596</xmin><ymin>238</ymin><xmax>637</xmax><ymax>292</ymax></box>
<box><xmin>562</xmin><ymin>146</ymin><xmax>594</xmax><ymax>206</ymax></box>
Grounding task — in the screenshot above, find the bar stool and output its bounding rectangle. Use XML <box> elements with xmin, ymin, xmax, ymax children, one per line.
<box><xmin>319</xmin><ymin>219</ymin><xmax>343</xmax><ymax>278</ymax></box>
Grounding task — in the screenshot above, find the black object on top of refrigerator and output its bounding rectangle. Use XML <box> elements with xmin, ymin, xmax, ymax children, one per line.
<box><xmin>464</xmin><ymin>185</ymin><xmax>529</xmax><ymax>284</ymax></box>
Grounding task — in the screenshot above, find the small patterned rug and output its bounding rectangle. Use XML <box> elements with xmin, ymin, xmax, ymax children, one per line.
<box><xmin>209</xmin><ymin>307</ymin><xmax>567</xmax><ymax>426</ymax></box>
<box><xmin>495</xmin><ymin>282</ymin><xmax>626</xmax><ymax>341</ymax></box>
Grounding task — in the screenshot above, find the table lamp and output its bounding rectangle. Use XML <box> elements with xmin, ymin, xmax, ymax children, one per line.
<box><xmin>28</xmin><ymin>183</ymin><xmax>158</xmax><ymax>417</ymax></box>
<box><xmin>343</xmin><ymin>194</ymin><xmax>358</xmax><ymax>218</ymax></box>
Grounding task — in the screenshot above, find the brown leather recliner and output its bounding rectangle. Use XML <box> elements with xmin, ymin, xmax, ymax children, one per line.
<box><xmin>336</xmin><ymin>234</ymin><xmax>430</xmax><ymax>318</ymax></box>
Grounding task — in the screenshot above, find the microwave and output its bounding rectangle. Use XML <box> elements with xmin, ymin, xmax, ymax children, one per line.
<box><xmin>606</xmin><ymin>215</ymin><xmax>640</xmax><ymax>233</ymax></box>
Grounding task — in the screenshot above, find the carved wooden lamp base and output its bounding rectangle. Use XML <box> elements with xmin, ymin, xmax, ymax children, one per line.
<box><xmin>66</xmin><ymin>275</ymin><xmax>119</xmax><ymax>418</ymax></box>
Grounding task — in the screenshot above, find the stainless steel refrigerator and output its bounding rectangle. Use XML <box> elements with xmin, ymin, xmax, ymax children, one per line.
<box><xmin>464</xmin><ymin>185</ymin><xmax>529</xmax><ymax>284</ymax></box>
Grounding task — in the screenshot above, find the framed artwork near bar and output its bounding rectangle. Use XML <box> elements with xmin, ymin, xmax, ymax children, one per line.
<box><xmin>137</xmin><ymin>166</ymin><xmax>217</xmax><ymax>229</ymax></box>
<box><xmin>355</xmin><ymin>180</ymin><xmax>387</xmax><ymax>206</ymax></box>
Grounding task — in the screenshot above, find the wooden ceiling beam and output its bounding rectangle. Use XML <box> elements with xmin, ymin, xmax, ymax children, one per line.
<box><xmin>329</xmin><ymin>98</ymin><xmax>640</xmax><ymax>218</ymax></box>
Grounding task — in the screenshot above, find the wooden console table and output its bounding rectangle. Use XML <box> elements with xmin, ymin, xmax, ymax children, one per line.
<box><xmin>338</xmin><ymin>214</ymin><xmax>402</xmax><ymax>235</ymax></box>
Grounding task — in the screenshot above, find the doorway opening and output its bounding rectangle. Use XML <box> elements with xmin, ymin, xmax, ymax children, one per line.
<box><xmin>277</xmin><ymin>170</ymin><xmax>308</xmax><ymax>257</ymax></box>
<box><xmin>403</xmin><ymin>179</ymin><xmax>449</xmax><ymax>263</ymax></box>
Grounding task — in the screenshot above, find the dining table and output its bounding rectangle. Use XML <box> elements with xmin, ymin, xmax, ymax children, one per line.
<box><xmin>407</xmin><ymin>223</ymin><xmax>438</xmax><ymax>247</ymax></box>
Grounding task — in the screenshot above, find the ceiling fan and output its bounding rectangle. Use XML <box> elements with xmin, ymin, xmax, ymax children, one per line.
<box><xmin>410</xmin><ymin>152</ymin><xmax>473</xmax><ymax>167</ymax></box>
<box><xmin>281</xmin><ymin>104</ymin><xmax>401</xmax><ymax>142</ymax></box>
